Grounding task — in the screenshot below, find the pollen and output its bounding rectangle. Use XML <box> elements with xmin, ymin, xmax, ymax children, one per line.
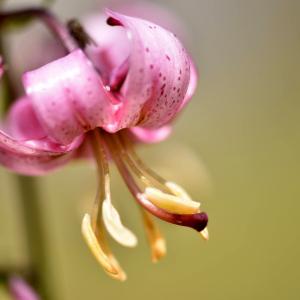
<box><xmin>144</xmin><ymin>186</ymin><xmax>200</xmax><ymax>214</ymax></box>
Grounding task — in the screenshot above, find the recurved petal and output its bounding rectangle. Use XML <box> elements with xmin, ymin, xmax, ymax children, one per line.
<box><xmin>106</xmin><ymin>10</ymin><xmax>193</xmax><ymax>129</ymax></box>
<box><xmin>179</xmin><ymin>59</ymin><xmax>198</xmax><ymax>111</ymax></box>
<box><xmin>22</xmin><ymin>49</ymin><xmax>119</xmax><ymax>145</ymax></box>
<box><xmin>0</xmin><ymin>128</ymin><xmax>81</xmax><ymax>175</ymax></box>
<box><xmin>82</xmin><ymin>13</ymin><xmax>130</xmax><ymax>83</ymax></box>
<box><xmin>0</xmin><ymin>145</ymin><xmax>76</xmax><ymax>175</ymax></box>
<box><xmin>6</xmin><ymin>97</ymin><xmax>46</xmax><ymax>141</ymax></box>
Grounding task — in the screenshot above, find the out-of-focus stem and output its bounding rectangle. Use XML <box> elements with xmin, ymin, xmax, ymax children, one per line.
<box><xmin>16</xmin><ymin>176</ymin><xmax>53</xmax><ymax>300</ymax></box>
<box><xmin>0</xmin><ymin>37</ymin><xmax>15</xmax><ymax>110</ymax></box>
<box><xmin>0</xmin><ymin>7</ymin><xmax>77</xmax><ymax>52</ymax></box>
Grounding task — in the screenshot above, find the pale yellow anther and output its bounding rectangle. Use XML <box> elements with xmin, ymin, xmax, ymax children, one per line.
<box><xmin>102</xmin><ymin>199</ymin><xmax>138</xmax><ymax>248</ymax></box>
<box><xmin>165</xmin><ymin>181</ymin><xmax>193</xmax><ymax>202</ymax></box>
<box><xmin>142</xmin><ymin>211</ymin><xmax>167</xmax><ymax>263</ymax></box>
<box><xmin>81</xmin><ymin>213</ymin><xmax>127</xmax><ymax>281</ymax></box>
<box><xmin>144</xmin><ymin>187</ymin><xmax>200</xmax><ymax>214</ymax></box>
<box><xmin>200</xmin><ymin>227</ymin><xmax>209</xmax><ymax>240</ymax></box>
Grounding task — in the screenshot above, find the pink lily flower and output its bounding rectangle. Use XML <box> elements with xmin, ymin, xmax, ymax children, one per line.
<box><xmin>0</xmin><ymin>9</ymin><xmax>208</xmax><ymax>281</ymax></box>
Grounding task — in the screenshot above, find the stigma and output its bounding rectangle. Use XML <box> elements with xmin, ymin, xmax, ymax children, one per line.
<box><xmin>81</xmin><ymin>129</ymin><xmax>208</xmax><ymax>280</ymax></box>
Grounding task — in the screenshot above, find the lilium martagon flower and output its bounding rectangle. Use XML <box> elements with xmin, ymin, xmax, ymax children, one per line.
<box><xmin>0</xmin><ymin>8</ymin><xmax>208</xmax><ymax>281</ymax></box>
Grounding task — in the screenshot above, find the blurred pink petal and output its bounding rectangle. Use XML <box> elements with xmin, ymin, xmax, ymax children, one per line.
<box><xmin>6</xmin><ymin>97</ymin><xmax>46</xmax><ymax>140</ymax></box>
<box><xmin>0</xmin><ymin>56</ymin><xmax>4</xmax><ymax>78</ymax></box>
<box><xmin>178</xmin><ymin>59</ymin><xmax>198</xmax><ymax>111</ymax></box>
<box><xmin>8</xmin><ymin>276</ymin><xmax>40</xmax><ymax>300</ymax></box>
<box><xmin>130</xmin><ymin>126</ymin><xmax>172</xmax><ymax>144</ymax></box>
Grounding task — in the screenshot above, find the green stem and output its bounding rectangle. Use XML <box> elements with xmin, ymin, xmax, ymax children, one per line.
<box><xmin>16</xmin><ymin>176</ymin><xmax>53</xmax><ymax>300</ymax></box>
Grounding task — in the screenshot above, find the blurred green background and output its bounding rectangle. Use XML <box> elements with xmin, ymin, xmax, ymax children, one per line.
<box><xmin>0</xmin><ymin>0</ymin><xmax>299</xmax><ymax>299</ymax></box>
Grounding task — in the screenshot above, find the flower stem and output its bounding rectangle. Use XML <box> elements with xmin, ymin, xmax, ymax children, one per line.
<box><xmin>16</xmin><ymin>176</ymin><xmax>53</xmax><ymax>300</ymax></box>
<box><xmin>0</xmin><ymin>7</ymin><xmax>77</xmax><ymax>52</ymax></box>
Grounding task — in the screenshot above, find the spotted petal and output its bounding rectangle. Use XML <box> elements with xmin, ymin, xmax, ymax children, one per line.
<box><xmin>106</xmin><ymin>10</ymin><xmax>194</xmax><ymax>129</ymax></box>
<box><xmin>0</xmin><ymin>99</ymin><xmax>82</xmax><ymax>175</ymax></box>
<box><xmin>0</xmin><ymin>129</ymin><xmax>80</xmax><ymax>175</ymax></box>
<box><xmin>23</xmin><ymin>49</ymin><xmax>119</xmax><ymax>145</ymax></box>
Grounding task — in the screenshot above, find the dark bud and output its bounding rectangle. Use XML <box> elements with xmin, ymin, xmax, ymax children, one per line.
<box><xmin>67</xmin><ymin>19</ymin><xmax>97</xmax><ymax>49</ymax></box>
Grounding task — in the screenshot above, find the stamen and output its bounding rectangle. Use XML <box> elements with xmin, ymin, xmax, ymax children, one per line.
<box><xmin>89</xmin><ymin>130</ymin><xmax>137</xmax><ymax>247</ymax></box>
<box><xmin>102</xmin><ymin>131</ymin><xmax>208</xmax><ymax>233</ymax></box>
<box><xmin>119</xmin><ymin>132</ymin><xmax>168</xmax><ymax>192</ymax></box>
<box><xmin>167</xmin><ymin>181</ymin><xmax>210</xmax><ymax>240</ymax></box>
<box><xmin>165</xmin><ymin>181</ymin><xmax>193</xmax><ymax>202</ymax></box>
<box><xmin>111</xmin><ymin>134</ymin><xmax>154</xmax><ymax>188</ymax></box>
<box><xmin>81</xmin><ymin>130</ymin><xmax>137</xmax><ymax>280</ymax></box>
<box><xmin>137</xmin><ymin>193</ymin><xmax>208</xmax><ymax>232</ymax></box>
<box><xmin>141</xmin><ymin>210</ymin><xmax>166</xmax><ymax>263</ymax></box>
<box><xmin>82</xmin><ymin>213</ymin><xmax>126</xmax><ymax>281</ymax></box>
<box><xmin>144</xmin><ymin>187</ymin><xmax>200</xmax><ymax>214</ymax></box>
<box><xmin>102</xmin><ymin>198</ymin><xmax>137</xmax><ymax>247</ymax></box>
<box><xmin>117</xmin><ymin>133</ymin><xmax>203</xmax><ymax>215</ymax></box>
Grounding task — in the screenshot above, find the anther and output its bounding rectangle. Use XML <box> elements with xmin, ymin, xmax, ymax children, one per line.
<box><xmin>200</xmin><ymin>227</ymin><xmax>209</xmax><ymax>240</ymax></box>
<box><xmin>137</xmin><ymin>192</ymin><xmax>208</xmax><ymax>232</ymax></box>
<box><xmin>141</xmin><ymin>210</ymin><xmax>166</xmax><ymax>263</ymax></box>
<box><xmin>81</xmin><ymin>213</ymin><xmax>127</xmax><ymax>281</ymax></box>
<box><xmin>144</xmin><ymin>187</ymin><xmax>200</xmax><ymax>214</ymax></box>
<box><xmin>102</xmin><ymin>198</ymin><xmax>138</xmax><ymax>248</ymax></box>
<box><xmin>165</xmin><ymin>181</ymin><xmax>193</xmax><ymax>202</ymax></box>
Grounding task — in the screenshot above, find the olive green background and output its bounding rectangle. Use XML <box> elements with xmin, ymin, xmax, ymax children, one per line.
<box><xmin>0</xmin><ymin>0</ymin><xmax>299</xmax><ymax>299</ymax></box>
